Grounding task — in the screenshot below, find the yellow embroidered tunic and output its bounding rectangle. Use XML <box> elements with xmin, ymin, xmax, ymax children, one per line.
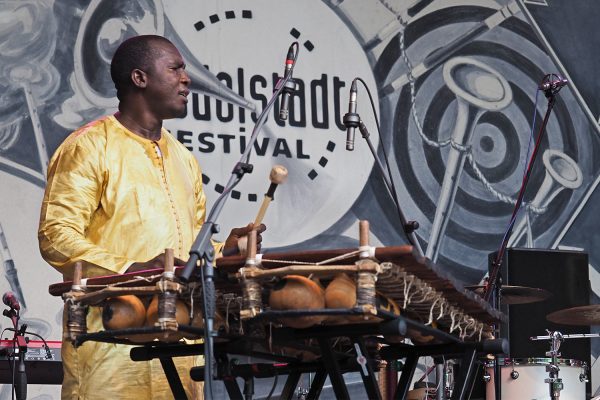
<box><xmin>39</xmin><ymin>115</ymin><xmax>218</xmax><ymax>399</ymax></box>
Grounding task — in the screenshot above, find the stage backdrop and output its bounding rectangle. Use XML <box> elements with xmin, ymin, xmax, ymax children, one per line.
<box><xmin>1</xmin><ymin>0</ymin><xmax>600</xmax><ymax>397</ymax></box>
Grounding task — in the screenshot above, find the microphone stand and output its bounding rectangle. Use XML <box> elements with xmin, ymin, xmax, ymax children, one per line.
<box><xmin>483</xmin><ymin>79</ymin><xmax>562</xmax><ymax>400</ymax></box>
<box><xmin>356</xmin><ymin>119</ymin><xmax>424</xmax><ymax>256</ymax></box>
<box><xmin>3</xmin><ymin>307</ymin><xmax>27</xmax><ymax>400</ymax></box>
<box><xmin>180</xmin><ymin>42</ymin><xmax>299</xmax><ymax>399</ymax></box>
<box><xmin>344</xmin><ymin>78</ymin><xmax>423</xmax><ymax>256</ymax></box>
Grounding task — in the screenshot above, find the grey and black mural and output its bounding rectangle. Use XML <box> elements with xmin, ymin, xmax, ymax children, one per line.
<box><xmin>1</xmin><ymin>0</ymin><xmax>600</xmax><ymax>397</ymax></box>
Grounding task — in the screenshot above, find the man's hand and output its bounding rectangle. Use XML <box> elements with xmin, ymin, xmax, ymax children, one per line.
<box><xmin>223</xmin><ymin>223</ymin><xmax>267</xmax><ymax>256</ymax></box>
<box><xmin>126</xmin><ymin>252</ymin><xmax>186</xmax><ymax>273</ymax></box>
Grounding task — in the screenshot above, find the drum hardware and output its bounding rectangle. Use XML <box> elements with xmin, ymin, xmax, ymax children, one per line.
<box><xmin>295</xmin><ymin>386</ymin><xmax>308</xmax><ymax>400</ymax></box>
<box><xmin>528</xmin><ymin>330</ymin><xmax>598</xmax><ymax>399</ymax></box>
<box><xmin>445</xmin><ymin>359</ymin><xmax>457</xmax><ymax>399</ymax></box>
<box><xmin>530</xmin><ymin>331</ymin><xmax>597</xmax><ymax>387</ymax></box>
<box><xmin>434</xmin><ymin>357</ymin><xmax>451</xmax><ymax>400</ymax></box>
<box><xmin>425</xmin><ymin>56</ymin><xmax>512</xmax><ymax>263</ymax></box>
<box><xmin>484</xmin><ymin>357</ymin><xmax>587</xmax><ymax>400</ymax></box>
<box><xmin>482</xmin><ymin>369</ymin><xmax>491</xmax><ymax>383</ymax></box>
<box><xmin>544</xmin><ymin>330</ymin><xmax>564</xmax><ymax>399</ymax></box>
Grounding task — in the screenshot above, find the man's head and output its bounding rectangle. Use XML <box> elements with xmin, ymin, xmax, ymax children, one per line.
<box><xmin>110</xmin><ymin>35</ymin><xmax>190</xmax><ymax>119</ymax></box>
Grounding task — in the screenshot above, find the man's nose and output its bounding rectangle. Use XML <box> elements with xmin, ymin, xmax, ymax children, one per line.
<box><xmin>181</xmin><ymin>70</ymin><xmax>191</xmax><ymax>85</ymax></box>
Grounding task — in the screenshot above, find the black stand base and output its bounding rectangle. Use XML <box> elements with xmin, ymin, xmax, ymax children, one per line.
<box><xmin>128</xmin><ymin>315</ymin><xmax>507</xmax><ymax>400</ymax></box>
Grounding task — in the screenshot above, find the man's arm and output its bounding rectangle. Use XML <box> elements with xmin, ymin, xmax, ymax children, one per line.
<box><xmin>38</xmin><ymin>136</ymin><xmax>135</xmax><ymax>276</ymax></box>
<box><xmin>188</xmin><ymin>152</ymin><xmax>266</xmax><ymax>258</ymax></box>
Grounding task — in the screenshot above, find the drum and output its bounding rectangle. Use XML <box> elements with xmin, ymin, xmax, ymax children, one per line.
<box><xmin>485</xmin><ymin>358</ymin><xmax>587</xmax><ymax>400</ymax></box>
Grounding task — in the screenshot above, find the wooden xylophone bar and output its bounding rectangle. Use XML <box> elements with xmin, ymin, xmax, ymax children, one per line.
<box><xmin>214</xmin><ymin>245</ymin><xmax>504</xmax><ymax>326</ymax></box>
<box><xmin>48</xmin><ymin>245</ymin><xmax>507</xmax><ymax>400</ymax></box>
<box><xmin>48</xmin><ymin>245</ymin><xmax>504</xmax><ymax>339</ymax></box>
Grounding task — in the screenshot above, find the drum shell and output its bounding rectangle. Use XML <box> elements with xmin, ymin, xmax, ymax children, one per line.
<box><xmin>485</xmin><ymin>358</ymin><xmax>586</xmax><ymax>400</ymax></box>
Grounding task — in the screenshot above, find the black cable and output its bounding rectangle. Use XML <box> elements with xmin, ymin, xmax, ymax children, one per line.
<box><xmin>1</xmin><ymin>314</ymin><xmax>19</xmax><ymax>400</ymax></box>
<box><xmin>4</xmin><ymin>328</ymin><xmax>52</xmax><ymax>359</ymax></box>
<box><xmin>265</xmin><ymin>367</ymin><xmax>279</xmax><ymax>400</ymax></box>
<box><xmin>11</xmin><ymin>337</ymin><xmax>16</xmax><ymax>400</ymax></box>
<box><xmin>0</xmin><ymin>326</ymin><xmax>14</xmax><ymax>379</ymax></box>
<box><xmin>351</xmin><ymin>77</ymin><xmax>424</xmax><ymax>255</ymax></box>
<box><xmin>355</xmin><ymin>78</ymin><xmax>396</xmax><ymax>204</ymax></box>
<box><xmin>1</xmin><ymin>327</ymin><xmax>19</xmax><ymax>400</ymax></box>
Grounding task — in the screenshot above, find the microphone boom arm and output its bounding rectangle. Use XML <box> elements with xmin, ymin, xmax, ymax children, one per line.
<box><xmin>180</xmin><ymin>42</ymin><xmax>299</xmax><ymax>399</ymax></box>
<box><xmin>484</xmin><ymin>85</ymin><xmax>559</xmax><ymax>302</ymax></box>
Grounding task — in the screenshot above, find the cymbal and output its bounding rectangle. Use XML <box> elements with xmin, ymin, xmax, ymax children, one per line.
<box><xmin>465</xmin><ymin>285</ymin><xmax>552</xmax><ymax>305</ymax></box>
<box><xmin>547</xmin><ymin>305</ymin><xmax>600</xmax><ymax>326</ymax></box>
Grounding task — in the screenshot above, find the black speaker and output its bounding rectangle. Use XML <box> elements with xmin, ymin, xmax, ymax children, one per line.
<box><xmin>488</xmin><ymin>248</ymin><xmax>590</xmax><ymax>365</ymax></box>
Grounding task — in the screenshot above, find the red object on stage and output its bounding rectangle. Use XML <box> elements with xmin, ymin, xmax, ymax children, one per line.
<box><xmin>0</xmin><ymin>340</ymin><xmax>62</xmax><ymax>384</ymax></box>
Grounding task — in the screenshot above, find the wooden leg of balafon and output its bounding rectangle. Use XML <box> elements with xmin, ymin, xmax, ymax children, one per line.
<box><xmin>65</xmin><ymin>261</ymin><xmax>87</xmax><ymax>343</ymax></box>
<box><xmin>240</xmin><ymin>230</ymin><xmax>263</xmax><ymax>320</ymax></box>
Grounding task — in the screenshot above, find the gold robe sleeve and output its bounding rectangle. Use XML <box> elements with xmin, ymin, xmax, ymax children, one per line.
<box><xmin>38</xmin><ymin>133</ymin><xmax>135</xmax><ymax>276</ymax></box>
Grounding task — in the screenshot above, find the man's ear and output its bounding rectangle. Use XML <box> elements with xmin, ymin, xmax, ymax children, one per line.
<box><xmin>131</xmin><ymin>68</ymin><xmax>148</xmax><ymax>89</ymax></box>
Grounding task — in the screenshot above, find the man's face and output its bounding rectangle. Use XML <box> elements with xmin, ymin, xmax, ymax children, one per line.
<box><xmin>143</xmin><ymin>41</ymin><xmax>190</xmax><ymax>120</ymax></box>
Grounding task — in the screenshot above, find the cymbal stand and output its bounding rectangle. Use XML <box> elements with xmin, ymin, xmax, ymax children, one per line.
<box><xmin>543</xmin><ymin>330</ymin><xmax>564</xmax><ymax>399</ymax></box>
<box><xmin>530</xmin><ymin>332</ymin><xmax>597</xmax><ymax>385</ymax></box>
<box><xmin>483</xmin><ymin>78</ymin><xmax>561</xmax><ymax>302</ymax></box>
<box><xmin>483</xmin><ymin>75</ymin><xmax>565</xmax><ymax>400</ymax></box>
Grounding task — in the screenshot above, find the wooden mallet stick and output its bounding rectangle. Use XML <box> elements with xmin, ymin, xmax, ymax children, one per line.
<box><xmin>253</xmin><ymin>165</ymin><xmax>288</xmax><ymax>228</ymax></box>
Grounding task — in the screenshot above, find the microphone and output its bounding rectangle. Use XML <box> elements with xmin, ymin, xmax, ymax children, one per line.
<box><xmin>343</xmin><ymin>80</ymin><xmax>359</xmax><ymax>151</ymax></box>
<box><xmin>3</xmin><ymin>292</ymin><xmax>20</xmax><ymax>311</ymax></box>
<box><xmin>539</xmin><ymin>77</ymin><xmax>568</xmax><ymax>91</ymax></box>
<box><xmin>279</xmin><ymin>44</ymin><xmax>296</xmax><ymax>121</ymax></box>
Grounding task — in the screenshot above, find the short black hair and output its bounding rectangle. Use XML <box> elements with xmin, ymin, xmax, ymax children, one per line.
<box><xmin>110</xmin><ymin>35</ymin><xmax>173</xmax><ymax>100</ymax></box>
